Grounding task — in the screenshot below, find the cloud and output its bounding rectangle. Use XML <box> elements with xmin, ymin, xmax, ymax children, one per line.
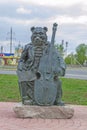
<box><xmin>16</xmin><ymin>6</ymin><xmax>31</xmax><ymax>14</ymax></box>
<box><xmin>0</xmin><ymin>0</ymin><xmax>87</xmax><ymax>54</ymax></box>
<box><xmin>0</xmin><ymin>0</ymin><xmax>12</xmax><ymax>3</ymax></box>
<box><xmin>17</xmin><ymin>0</ymin><xmax>87</xmax><ymax>7</ymax></box>
<box><xmin>49</xmin><ymin>15</ymin><xmax>87</xmax><ymax>25</ymax></box>
<box><xmin>0</xmin><ymin>16</ymin><xmax>32</xmax><ymax>25</ymax></box>
<box><xmin>0</xmin><ymin>0</ymin><xmax>19</xmax><ymax>5</ymax></box>
<box><xmin>1</xmin><ymin>13</ymin><xmax>87</xmax><ymax>27</ymax></box>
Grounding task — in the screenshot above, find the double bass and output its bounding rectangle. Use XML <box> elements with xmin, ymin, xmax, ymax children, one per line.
<box><xmin>34</xmin><ymin>23</ymin><xmax>58</xmax><ymax>105</ymax></box>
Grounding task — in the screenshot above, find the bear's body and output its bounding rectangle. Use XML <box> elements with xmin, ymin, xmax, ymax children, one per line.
<box><xmin>17</xmin><ymin>25</ymin><xmax>66</xmax><ymax>105</ymax></box>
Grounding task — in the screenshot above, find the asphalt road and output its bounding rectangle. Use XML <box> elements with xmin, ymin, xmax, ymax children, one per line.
<box><xmin>65</xmin><ymin>67</ymin><xmax>87</xmax><ymax>80</ymax></box>
<box><xmin>0</xmin><ymin>70</ymin><xmax>17</xmax><ymax>75</ymax></box>
<box><xmin>0</xmin><ymin>67</ymin><xmax>87</xmax><ymax>80</ymax></box>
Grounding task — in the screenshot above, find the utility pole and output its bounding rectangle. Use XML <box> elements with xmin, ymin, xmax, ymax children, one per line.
<box><xmin>65</xmin><ymin>41</ymin><xmax>68</xmax><ymax>56</ymax></box>
<box><xmin>1</xmin><ymin>46</ymin><xmax>3</xmax><ymax>53</ymax></box>
<box><xmin>10</xmin><ymin>27</ymin><xmax>12</xmax><ymax>53</ymax></box>
<box><xmin>7</xmin><ymin>27</ymin><xmax>15</xmax><ymax>53</ymax></box>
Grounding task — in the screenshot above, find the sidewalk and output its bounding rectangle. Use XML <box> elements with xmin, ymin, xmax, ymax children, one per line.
<box><xmin>0</xmin><ymin>102</ymin><xmax>87</xmax><ymax>130</ymax></box>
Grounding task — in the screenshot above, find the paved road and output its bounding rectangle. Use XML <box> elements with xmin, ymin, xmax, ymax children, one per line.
<box><xmin>0</xmin><ymin>67</ymin><xmax>87</xmax><ymax>80</ymax></box>
<box><xmin>65</xmin><ymin>67</ymin><xmax>87</xmax><ymax>80</ymax></box>
<box><xmin>0</xmin><ymin>70</ymin><xmax>17</xmax><ymax>75</ymax></box>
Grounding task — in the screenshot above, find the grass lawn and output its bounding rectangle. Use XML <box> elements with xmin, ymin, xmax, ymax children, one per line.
<box><xmin>0</xmin><ymin>74</ymin><xmax>21</xmax><ymax>102</ymax></box>
<box><xmin>0</xmin><ymin>74</ymin><xmax>87</xmax><ymax>105</ymax></box>
<box><xmin>62</xmin><ymin>78</ymin><xmax>87</xmax><ymax>105</ymax></box>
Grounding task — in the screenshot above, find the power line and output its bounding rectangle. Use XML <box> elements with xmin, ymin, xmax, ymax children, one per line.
<box><xmin>7</xmin><ymin>27</ymin><xmax>15</xmax><ymax>53</ymax></box>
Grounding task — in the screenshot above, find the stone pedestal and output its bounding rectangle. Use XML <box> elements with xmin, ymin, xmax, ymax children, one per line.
<box><xmin>13</xmin><ymin>103</ymin><xmax>74</xmax><ymax>119</ymax></box>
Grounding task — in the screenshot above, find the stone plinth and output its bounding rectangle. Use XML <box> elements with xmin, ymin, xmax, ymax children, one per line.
<box><xmin>13</xmin><ymin>103</ymin><xmax>74</xmax><ymax>119</ymax></box>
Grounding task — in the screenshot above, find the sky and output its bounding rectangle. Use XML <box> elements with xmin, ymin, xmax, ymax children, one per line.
<box><xmin>0</xmin><ymin>0</ymin><xmax>87</xmax><ymax>54</ymax></box>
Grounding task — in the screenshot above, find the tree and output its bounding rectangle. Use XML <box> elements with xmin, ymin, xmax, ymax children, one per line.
<box><xmin>55</xmin><ymin>40</ymin><xmax>68</xmax><ymax>58</ymax></box>
<box><xmin>76</xmin><ymin>44</ymin><xmax>87</xmax><ymax>65</ymax></box>
<box><xmin>15</xmin><ymin>44</ymin><xmax>23</xmax><ymax>57</ymax></box>
<box><xmin>65</xmin><ymin>53</ymin><xmax>76</xmax><ymax>65</ymax></box>
<box><xmin>55</xmin><ymin>43</ymin><xmax>64</xmax><ymax>57</ymax></box>
<box><xmin>65</xmin><ymin>54</ymin><xmax>71</xmax><ymax>64</ymax></box>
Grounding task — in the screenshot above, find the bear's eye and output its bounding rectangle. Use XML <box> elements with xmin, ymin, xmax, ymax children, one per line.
<box><xmin>39</xmin><ymin>32</ymin><xmax>43</xmax><ymax>35</ymax></box>
<box><xmin>40</xmin><ymin>36</ymin><xmax>45</xmax><ymax>40</ymax></box>
<box><xmin>33</xmin><ymin>33</ymin><xmax>37</xmax><ymax>37</ymax></box>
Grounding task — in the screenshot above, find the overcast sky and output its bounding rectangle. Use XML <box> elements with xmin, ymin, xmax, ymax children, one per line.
<box><xmin>0</xmin><ymin>0</ymin><xmax>87</xmax><ymax>54</ymax></box>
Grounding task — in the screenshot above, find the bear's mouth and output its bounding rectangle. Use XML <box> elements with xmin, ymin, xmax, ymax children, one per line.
<box><xmin>35</xmin><ymin>37</ymin><xmax>41</xmax><ymax>42</ymax></box>
<box><xmin>34</xmin><ymin>37</ymin><xmax>44</xmax><ymax>45</ymax></box>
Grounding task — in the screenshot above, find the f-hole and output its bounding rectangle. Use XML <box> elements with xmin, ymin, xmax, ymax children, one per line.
<box><xmin>36</xmin><ymin>72</ymin><xmax>41</xmax><ymax>79</ymax></box>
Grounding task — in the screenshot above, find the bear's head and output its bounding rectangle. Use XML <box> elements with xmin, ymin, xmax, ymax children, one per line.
<box><xmin>31</xmin><ymin>26</ymin><xmax>48</xmax><ymax>46</ymax></box>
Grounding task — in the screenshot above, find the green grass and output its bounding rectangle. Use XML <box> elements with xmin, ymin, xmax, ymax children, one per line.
<box><xmin>0</xmin><ymin>74</ymin><xmax>87</xmax><ymax>105</ymax></box>
<box><xmin>0</xmin><ymin>74</ymin><xmax>21</xmax><ymax>102</ymax></box>
<box><xmin>62</xmin><ymin>78</ymin><xmax>87</xmax><ymax>105</ymax></box>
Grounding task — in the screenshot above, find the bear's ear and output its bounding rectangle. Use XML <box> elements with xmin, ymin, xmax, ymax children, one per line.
<box><xmin>31</xmin><ymin>26</ymin><xmax>35</xmax><ymax>32</ymax></box>
<box><xmin>43</xmin><ymin>27</ymin><xmax>48</xmax><ymax>32</ymax></box>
